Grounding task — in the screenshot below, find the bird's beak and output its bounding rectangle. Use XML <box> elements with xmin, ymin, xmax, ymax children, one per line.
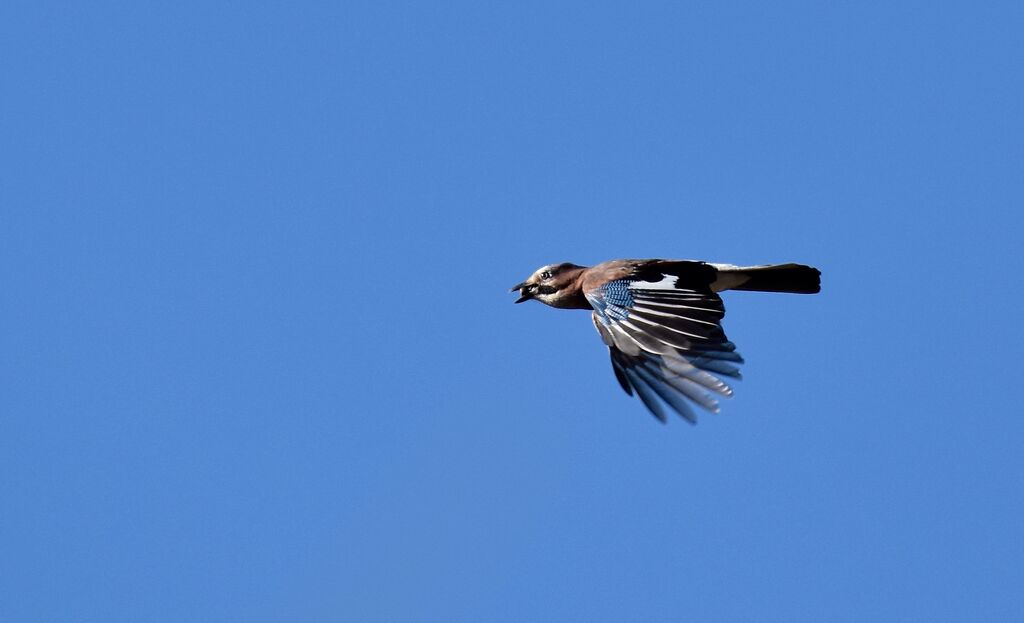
<box><xmin>511</xmin><ymin>281</ymin><xmax>533</xmax><ymax>303</ymax></box>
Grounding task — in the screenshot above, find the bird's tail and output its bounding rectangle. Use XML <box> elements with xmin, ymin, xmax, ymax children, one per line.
<box><xmin>722</xmin><ymin>263</ymin><xmax>821</xmax><ymax>294</ymax></box>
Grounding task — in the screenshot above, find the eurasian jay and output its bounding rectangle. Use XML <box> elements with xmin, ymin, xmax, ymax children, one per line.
<box><xmin>511</xmin><ymin>259</ymin><xmax>821</xmax><ymax>423</ymax></box>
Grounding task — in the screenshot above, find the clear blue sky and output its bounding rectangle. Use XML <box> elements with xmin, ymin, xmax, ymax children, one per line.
<box><xmin>3</xmin><ymin>2</ymin><xmax>1022</xmax><ymax>621</ymax></box>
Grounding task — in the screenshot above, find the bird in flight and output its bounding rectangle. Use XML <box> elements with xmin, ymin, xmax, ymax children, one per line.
<box><xmin>511</xmin><ymin>259</ymin><xmax>820</xmax><ymax>423</ymax></box>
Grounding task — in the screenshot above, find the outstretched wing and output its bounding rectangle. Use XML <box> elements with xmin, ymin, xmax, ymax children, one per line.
<box><xmin>585</xmin><ymin>266</ymin><xmax>744</xmax><ymax>423</ymax></box>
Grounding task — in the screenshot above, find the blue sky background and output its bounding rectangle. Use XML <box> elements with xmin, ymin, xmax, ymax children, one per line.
<box><xmin>3</xmin><ymin>2</ymin><xmax>1022</xmax><ymax>621</ymax></box>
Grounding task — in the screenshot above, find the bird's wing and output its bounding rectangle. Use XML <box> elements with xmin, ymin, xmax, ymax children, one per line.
<box><xmin>584</xmin><ymin>265</ymin><xmax>743</xmax><ymax>423</ymax></box>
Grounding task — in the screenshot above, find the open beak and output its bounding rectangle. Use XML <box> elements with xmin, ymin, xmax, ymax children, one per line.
<box><xmin>510</xmin><ymin>281</ymin><xmax>533</xmax><ymax>304</ymax></box>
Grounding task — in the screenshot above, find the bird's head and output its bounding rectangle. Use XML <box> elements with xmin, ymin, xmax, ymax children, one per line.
<box><xmin>510</xmin><ymin>262</ymin><xmax>585</xmax><ymax>307</ymax></box>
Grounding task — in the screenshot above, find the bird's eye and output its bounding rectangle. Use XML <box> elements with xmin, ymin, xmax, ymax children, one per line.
<box><xmin>540</xmin><ymin>270</ymin><xmax>552</xmax><ymax>280</ymax></box>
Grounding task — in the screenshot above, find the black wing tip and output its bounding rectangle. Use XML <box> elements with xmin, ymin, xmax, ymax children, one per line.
<box><xmin>610</xmin><ymin>353</ymin><xmax>634</xmax><ymax>396</ymax></box>
<box><xmin>613</xmin><ymin>352</ymin><xmax>709</xmax><ymax>425</ymax></box>
<box><xmin>643</xmin><ymin>395</ymin><xmax>697</xmax><ymax>425</ymax></box>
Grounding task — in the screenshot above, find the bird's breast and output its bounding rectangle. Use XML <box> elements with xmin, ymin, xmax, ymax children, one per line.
<box><xmin>547</xmin><ymin>289</ymin><xmax>592</xmax><ymax>309</ymax></box>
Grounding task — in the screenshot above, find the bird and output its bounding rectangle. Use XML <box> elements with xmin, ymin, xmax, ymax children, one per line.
<box><xmin>510</xmin><ymin>259</ymin><xmax>821</xmax><ymax>423</ymax></box>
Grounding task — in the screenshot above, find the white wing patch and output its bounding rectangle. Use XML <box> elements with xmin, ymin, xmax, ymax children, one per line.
<box><xmin>627</xmin><ymin>274</ymin><xmax>681</xmax><ymax>291</ymax></box>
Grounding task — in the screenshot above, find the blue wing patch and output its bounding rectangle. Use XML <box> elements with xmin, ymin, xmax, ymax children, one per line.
<box><xmin>588</xmin><ymin>279</ymin><xmax>633</xmax><ymax>325</ymax></box>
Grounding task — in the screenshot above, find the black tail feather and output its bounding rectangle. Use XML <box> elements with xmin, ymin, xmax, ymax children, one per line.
<box><xmin>730</xmin><ymin>263</ymin><xmax>821</xmax><ymax>294</ymax></box>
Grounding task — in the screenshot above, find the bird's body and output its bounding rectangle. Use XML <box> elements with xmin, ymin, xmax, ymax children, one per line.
<box><xmin>511</xmin><ymin>259</ymin><xmax>820</xmax><ymax>423</ymax></box>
